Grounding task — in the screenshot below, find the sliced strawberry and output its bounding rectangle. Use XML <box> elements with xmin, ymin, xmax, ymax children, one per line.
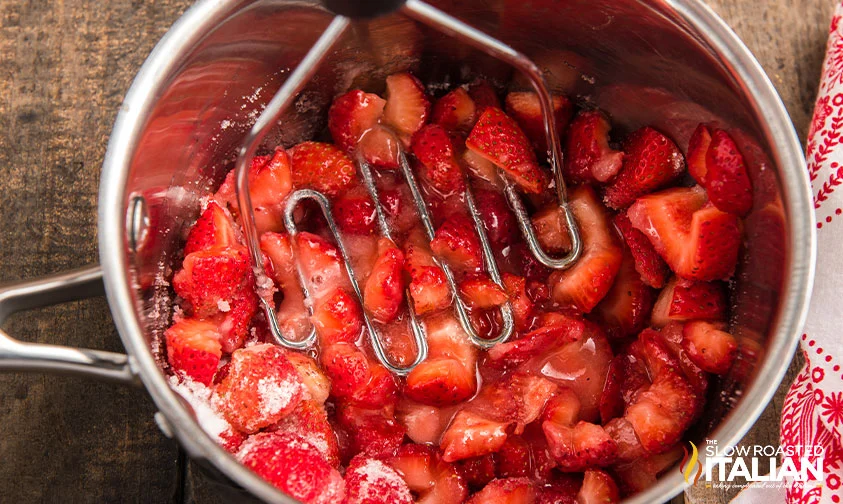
<box><xmin>509</xmin><ymin>374</ymin><xmax>559</xmax><ymax>433</ymax></box>
<box><xmin>466</xmin><ymin>107</ymin><xmax>548</xmax><ymax>193</ymax></box>
<box><xmin>577</xmin><ymin>469</ymin><xmax>620</xmax><ymax>504</ymax></box>
<box><xmin>357</xmin><ymin>125</ymin><xmax>401</xmax><ymax>170</ymax></box>
<box><xmin>321</xmin><ymin>343</ymin><xmax>398</xmax><ymax>408</ymax></box>
<box><xmin>285</xmin><ymin>352</ymin><xmax>331</xmax><ymax>404</ymax></box>
<box><xmin>459</xmin><ymin>274</ymin><xmax>509</xmax><ymax>309</ymax></box>
<box><xmin>591</xmin><ymin>251</ymin><xmax>656</xmax><ymax>339</ymax></box>
<box><xmin>404</xmin><ymin>229</ymin><xmax>452</xmax><ymax>314</ymax></box>
<box><xmin>563</xmin><ymin>110</ymin><xmax>624</xmax><ymax>184</ymax></box>
<box><xmin>473</xmin><ymin>188</ymin><xmax>518</xmax><ymax>247</ymax></box>
<box><xmin>273</xmin><ymin>400</ymin><xmax>340</xmax><ymax>467</ymax></box>
<box><xmin>440</xmin><ymin>410</ymin><xmax>510</xmax><ymax>462</ymax></box>
<box><xmin>213</xmin><ymin>149</ymin><xmax>293</xmax><ymax>234</ymax></box>
<box><xmin>505</xmin><ymin>91</ymin><xmax>574</xmax><ymax>154</ymax></box>
<box><xmin>336</xmin><ymin>405</ymin><xmax>405</xmax><ymax>459</ymax></box>
<box><xmin>362</xmin><ymin>238</ymin><xmax>405</xmax><ymax>323</ymax></box>
<box><xmin>612</xmin><ymin>212</ymin><xmax>670</xmax><ymax>288</ymax></box>
<box><xmin>405</xmin><ymin>357</ymin><xmax>477</xmax><ymax>407</ymax></box>
<box><xmin>543</xmin><ymin>420</ymin><xmax>618</xmax><ymax>471</ymax></box>
<box><xmin>486</xmin><ymin>315</ymin><xmax>585</xmax><ymax>369</ymax></box>
<box><xmin>687</xmin><ymin>125</ymin><xmax>753</xmax><ymax>216</ymax></box>
<box><xmin>173</xmin><ymin>247</ymin><xmax>253</xmax><ymax>317</ymax></box>
<box><xmin>312</xmin><ymin>288</ymin><xmax>364</xmax><ymax>345</ymax></box>
<box><xmin>548</xmin><ymin>186</ymin><xmax>623</xmax><ymax>313</ymax></box>
<box><xmin>462</xmin><ymin>148</ymin><xmax>502</xmax><ymax>186</ymax></box>
<box><xmin>627</xmin><ymin>186</ymin><xmax>741</xmax><ymax>281</ymax></box>
<box><xmin>532</xmin><ymin>205</ymin><xmax>573</xmax><ymax>254</ymax></box>
<box><xmin>165</xmin><ymin>318</ymin><xmax>222</xmax><ymax>385</ymax></box>
<box><xmin>333</xmin><ymin>186</ymin><xmax>377</xmax><ymax>235</ymax></box>
<box><xmin>466</xmin><ymin>477</ymin><xmax>536</xmax><ymax>504</ymax></box>
<box><xmin>294</xmin><ymin>232</ymin><xmax>349</xmax><ymax>302</ymax></box>
<box><xmin>260</xmin><ymin>232</ymin><xmax>311</xmax><ymax>343</ymax></box>
<box><xmin>328</xmin><ymin>89</ymin><xmax>386</xmax><ymax>154</ymax></box>
<box><xmin>214</xmin><ymin>344</ymin><xmax>304</xmax><ymax>433</ymax></box>
<box><xmin>542</xmin><ymin>387</ymin><xmax>582</xmax><ymax>427</ymax></box>
<box><xmin>598</xmin><ymin>358</ymin><xmax>624</xmax><ymax>424</ymax></box>
<box><xmin>495</xmin><ymin>436</ymin><xmax>531</xmax><ymax>478</ymax></box>
<box><xmin>430</xmin><ymin>213</ymin><xmax>483</xmax><ymax>272</ymax></box>
<box><xmin>411</xmin><ymin>124</ymin><xmax>466</xmax><ymax>195</ymax></box>
<box><xmin>383</xmin><ymin>72</ymin><xmax>431</xmax><ymax>140</ymax></box>
<box><xmin>396</xmin><ymin>399</ymin><xmax>460</xmax><ymax>445</ymax></box>
<box><xmin>651</xmin><ymin>276</ymin><xmax>726</xmax><ymax>327</ymax></box>
<box><xmin>432</xmin><ymin>87</ymin><xmax>478</xmax><ymax>132</ymax></box>
<box><xmin>290</xmin><ymin>141</ymin><xmax>357</xmax><ymax>197</ymax></box>
<box><xmin>237</xmin><ymin>431</ymin><xmax>345</xmax><ymax>503</ymax></box>
<box><xmin>467</xmin><ymin>80</ymin><xmax>502</xmax><ymax>111</ymax></box>
<box><xmin>184</xmin><ymin>202</ymin><xmax>237</xmax><ymax>255</ymax></box>
<box><xmin>500</xmin><ymin>273</ymin><xmax>533</xmax><ymax>330</ymax></box>
<box><xmin>344</xmin><ymin>456</ymin><xmax>413</xmax><ymax>504</ymax></box>
<box><xmin>603</xmin><ymin>126</ymin><xmax>685</xmax><ymax>209</ymax></box>
<box><xmin>682</xmin><ymin>320</ymin><xmax>738</xmax><ymax>374</ymax></box>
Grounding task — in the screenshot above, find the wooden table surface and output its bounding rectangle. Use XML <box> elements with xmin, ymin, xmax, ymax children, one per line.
<box><xmin>0</xmin><ymin>0</ymin><xmax>834</xmax><ymax>502</ymax></box>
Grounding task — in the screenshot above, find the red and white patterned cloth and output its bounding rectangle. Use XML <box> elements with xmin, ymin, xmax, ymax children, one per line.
<box><xmin>779</xmin><ymin>3</ymin><xmax>843</xmax><ymax>503</ymax></box>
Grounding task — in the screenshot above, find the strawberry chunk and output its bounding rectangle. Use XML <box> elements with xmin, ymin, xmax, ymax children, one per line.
<box><xmin>563</xmin><ymin>110</ymin><xmax>624</xmax><ymax>184</ymax></box>
<box><xmin>383</xmin><ymin>72</ymin><xmax>431</xmax><ymax>140</ymax></box>
<box><xmin>321</xmin><ymin>343</ymin><xmax>398</xmax><ymax>407</ymax></box>
<box><xmin>598</xmin><ymin>358</ymin><xmax>625</xmax><ymax>424</ymax></box>
<box><xmin>467</xmin><ymin>80</ymin><xmax>502</xmax><ymax>111</ymax></box>
<box><xmin>357</xmin><ymin>125</ymin><xmax>401</xmax><ymax>170</ymax></box>
<box><xmin>505</xmin><ymin>91</ymin><xmax>573</xmax><ymax>154</ymax></box>
<box><xmin>214</xmin><ymin>344</ymin><xmax>304</xmax><ymax>433</ymax></box>
<box><xmin>441</xmin><ymin>410</ymin><xmax>510</xmax><ymax>462</ymax></box>
<box><xmin>627</xmin><ymin>186</ymin><xmax>741</xmax><ymax>281</ymax></box>
<box><xmin>430</xmin><ymin>213</ymin><xmax>483</xmax><ymax>272</ymax></box>
<box><xmin>495</xmin><ymin>436</ymin><xmax>531</xmax><ymax>478</ymax></box>
<box><xmin>236</xmin><ymin>431</ymin><xmax>345</xmax><ymax>503</ymax></box>
<box><xmin>542</xmin><ymin>420</ymin><xmax>618</xmax><ymax>471</ymax></box>
<box><xmin>457</xmin><ymin>456</ymin><xmax>497</xmax><ymax>490</ymax></box>
<box><xmin>411</xmin><ymin>124</ymin><xmax>466</xmax><ymax>195</ymax></box>
<box><xmin>290</xmin><ymin>141</ymin><xmax>357</xmax><ymax>197</ymax></box>
<box><xmin>603</xmin><ymin>126</ymin><xmax>685</xmax><ymax>209</ymax></box>
<box><xmin>682</xmin><ymin>320</ymin><xmax>738</xmax><ymax>374</ymax></box>
<box><xmin>532</xmin><ymin>205</ymin><xmax>573</xmax><ymax>254</ymax></box>
<box><xmin>548</xmin><ymin>186</ymin><xmax>623</xmax><ymax>313</ymax></box>
<box><xmin>285</xmin><ymin>352</ymin><xmax>331</xmax><ymax>404</ymax></box>
<box><xmin>328</xmin><ymin>89</ymin><xmax>386</xmax><ymax>154</ymax></box>
<box><xmin>333</xmin><ymin>187</ymin><xmax>377</xmax><ymax>235</ymax></box>
<box><xmin>687</xmin><ymin>125</ymin><xmax>753</xmax><ymax>216</ymax></box>
<box><xmin>294</xmin><ymin>232</ymin><xmax>349</xmax><ymax>302</ymax></box>
<box><xmin>612</xmin><ymin>212</ymin><xmax>670</xmax><ymax>288</ymax></box>
<box><xmin>613</xmin><ymin>445</ymin><xmax>683</xmax><ymax>495</ymax></box>
<box><xmin>542</xmin><ymin>388</ymin><xmax>582</xmax><ymax>427</ymax></box>
<box><xmin>577</xmin><ymin>470</ymin><xmax>620</xmax><ymax>504</ymax></box>
<box><xmin>165</xmin><ymin>318</ymin><xmax>222</xmax><ymax>385</ymax></box>
<box><xmin>273</xmin><ymin>400</ymin><xmax>340</xmax><ymax>467</ymax></box>
<box><xmin>462</xmin><ymin>148</ymin><xmax>502</xmax><ymax>186</ymax></box>
<box><xmin>404</xmin><ymin>229</ymin><xmax>452</xmax><ymax>314</ymax></box>
<box><xmin>261</xmin><ymin>232</ymin><xmax>311</xmax><ymax>344</ymax></box>
<box><xmin>312</xmin><ymin>288</ymin><xmax>364</xmax><ymax>345</ymax></box>
<box><xmin>336</xmin><ymin>404</ymin><xmax>405</xmax><ymax>459</ymax></box>
<box><xmin>487</xmin><ymin>315</ymin><xmax>585</xmax><ymax>369</ymax></box>
<box><xmin>396</xmin><ymin>399</ymin><xmax>460</xmax><ymax>445</ymax></box>
<box><xmin>466</xmin><ymin>477</ymin><xmax>536</xmax><ymax>504</ymax></box>
<box><xmin>432</xmin><ymin>87</ymin><xmax>477</xmax><ymax>132</ymax></box>
<box><xmin>173</xmin><ymin>247</ymin><xmax>253</xmax><ymax>317</ymax></box>
<box><xmin>184</xmin><ymin>202</ymin><xmax>237</xmax><ymax>255</ymax></box>
<box><xmin>591</xmin><ymin>251</ymin><xmax>656</xmax><ymax>339</ymax></box>
<box><xmin>362</xmin><ymin>238</ymin><xmax>405</xmax><ymax>323</ymax></box>
<box><xmin>459</xmin><ymin>274</ymin><xmax>509</xmax><ymax>309</ymax></box>
<box><xmin>391</xmin><ymin>444</ymin><xmax>469</xmax><ymax>504</ymax></box>
<box><xmin>651</xmin><ymin>276</ymin><xmax>727</xmax><ymax>327</ymax></box>
<box><xmin>473</xmin><ymin>188</ymin><xmax>519</xmax><ymax>247</ymax></box>
<box><xmin>466</xmin><ymin>107</ymin><xmax>548</xmax><ymax>193</ymax></box>
<box><xmin>344</xmin><ymin>456</ymin><xmax>413</xmax><ymax>504</ymax></box>
<box><xmin>500</xmin><ymin>273</ymin><xmax>533</xmax><ymax>331</ymax></box>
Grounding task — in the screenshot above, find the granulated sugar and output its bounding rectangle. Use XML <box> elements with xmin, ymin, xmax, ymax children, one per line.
<box><xmin>168</xmin><ymin>375</ymin><xmax>231</xmax><ymax>442</ymax></box>
<box><xmin>348</xmin><ymin>458</ymin><xmax>413</xmax><ymax>503</ymax></box>
<box><xmin>257</xmin><ymin>374</ymin><xmax>301</xmax><ymax>417</ymax></box>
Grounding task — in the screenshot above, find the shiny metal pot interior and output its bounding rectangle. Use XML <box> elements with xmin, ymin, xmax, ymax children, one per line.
<box><xmin>31</xmin><ymin>0</ymin><xmax>815</xmax><ymax>501</ymax></box>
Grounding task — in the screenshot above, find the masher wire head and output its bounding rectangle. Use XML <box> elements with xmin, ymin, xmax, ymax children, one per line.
<box><xmin>232</xmin><ymin>0</ymin><xmax>583</xmax><ymax>374</ymax></box>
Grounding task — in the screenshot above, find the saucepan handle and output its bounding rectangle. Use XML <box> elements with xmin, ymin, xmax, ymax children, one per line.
<box><xmin>0</xmin><ymin>265</ymin><xmax>136</xmax><ymax>384</ymax></box>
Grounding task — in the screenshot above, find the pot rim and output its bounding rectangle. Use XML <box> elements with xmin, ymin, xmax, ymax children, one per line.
<box><xmin>97</xmin><ymin>0</ymin><xmax>816</xmax><ymax>502</ymax></box>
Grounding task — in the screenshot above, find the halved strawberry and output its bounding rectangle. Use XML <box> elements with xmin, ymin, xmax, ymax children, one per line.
<box><xmin>289</xmin><ymin>141</ymin><xmax>357</xmax><ymax>197</ymax></box>
<box><xmin>357</xmin><ymin>125</ymin><xmax>401</xmax><ymax>170</ymax></box>
<box><xmin>466</xmin><ymin>477</ymin><xmax>536</xmax><ymax>504</ymax></box>
<box><xmin>441</xmin><ymin>410</ymin><xmax>510</xmax><ymax>462</ymax></box>
<box><xmin>591</xmin><ymin>251</ymin><xmax>656</xmax><ymax>339</ymax></box>
<box><xmin>505</xmin><ymin>91</ymin><xmax>574</xmax><ymax>154</ymax></box>
<box><xmin>411</xmin><ymin>124</ymin><xmax>466</xmax><ymax>195</ymax></box>
<box><xmin>184</xmin><ymin>202</ymin><xmax>237</xmax><ymax>255</ymax></box>
<box><xmin>612</xmin><ymin>212</ymin><xmax>670</xmax><ymax>288</ymax></box>
<box><xmin>532</xmin><ymin>205</ymin><xmax>573</xmax><ymax>254</ymax></box>
<box><xmin>213</xmin><ymin>149</ymin><xmax>293</xmax><ymax>234</ymax></box>
<box><xmin>577</xmin><ymin>469</ymin><xmax>620</xmax><ymax>504</ymax></box>
<box><xmin>333</xmin><ymin>186</ymin><xmax>377</xmax><ymax>235</ymax></box>
<box><xmin>237</xmin><ymin>431</ymin><xmax>345</xmax><ymax>503</ymax></box>
<box><xmin>468</xmin><ymin>80</ymin><xmax>502</xmax><ymax>111</ymax></box>
<box><xmin>285</xmin><ymin>352</ymin><xmax>331</xmax><ymax>404</ymax></box>
<box><xmin>432</xmin><ymin>87</ymin><xmax>478</xmax><ymax>132</ymax></box>
<box><xmin>473</xmin><ymin>188</ymin><xmax>518</xmax><ymax>247</ymax></box>
<box><xmin>383</xmin><ymin>72</ymin><xmax>431</xmax><ymax>140</ymax></box>
<box><xmin>500</xmin><ymin>273</ymin><xmax>533</xmax><ymax>330</ymax></box>
<box><xmin>362</xmin><ymin>238</ymin><xmax>405</xmax><ymax>323</ymax></box>
<box><xmin>627</xmin><ymin>186</ymin><xmax>741</xmax><ymax>281</ymax></box>
<box><xmin>466</xmin><ymin>107</ymin><xmax>549</xmax><ymax>193</ymax></box>
<box><xmin>214</xmin><ymin>344</ymin><xmax>304</xmax><ymax>433</ymax></box>
<box><xmin>165</xmin><ymin>318</ymin><xmax>222</xmax><ymax>385</ymax></box>
<box><xmin>651</xmin><ymin>276</ymin><xmax>726</xmax><ymax>327</ymax></box>
<box><xmin>459</xmin><ymin>274</ymin><xmax>509</xmax><ymax>309</ymax></box>
<box><xmin>260</xmin><ymin>233</ymin><xmax>311</xmax><ymax>343</ymax></box>
<box><xmin>430</xmin><ymin>213</ymin><xmax>483</xmax><ymax>272</ymax></box>
<box><xmin>687</xmin><ymin>125</ymin><xmax>753</xmax><ymax>216</ymax></box>
<box><xmin>328</xmin><ymin>89</ymin><xmax>386</xmax><ymax>154</ymax></box>
<box><xmin>563</xmin><ymin>110</ymin><xmax>624</xmax><ymax>184</ymax></box>
<box><xmin>603</xmin><ymin>126</ymin><xmax>685</xmax><ymax>209</ymax></box>
<box><xmin>312</xmin><ymin>288</ymin><xmax>364</xmax><ymax>345</ymax></box>
<box><xmin>682</xmin><ymin>320</ymin><xmax>738</xmax><ymax>374</ymax></box>
<box><xmin>404</xmin><ymin>229</ymin><xmax>452</xmax><ymax>315</ymax></box>
<box><xmin>273</xmin><ymin>400</ymin><xmax>340</xmax><ymax>467</ymax></box>
<box><xmin>542</xmin><ymin>420</ymin><xmax>618</xmax><ymax>471</ymax></box>
<box><xmin>548</xmin><ymin>186</ymin><xmax>623</xmax><ymax>313</ymax></box>
<box><xmin>344</xmin><ymin>456</ymin><xmax>413</xmax><ymax>504</ymax></box>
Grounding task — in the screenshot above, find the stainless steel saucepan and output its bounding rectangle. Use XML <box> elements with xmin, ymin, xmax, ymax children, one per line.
<box><xmin>0</xmin><ymin>0</ymin><xmax>816</xmax><ymax>502</ymax></box>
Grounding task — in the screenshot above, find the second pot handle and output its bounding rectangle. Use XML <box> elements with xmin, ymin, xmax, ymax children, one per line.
<box><xmin>0</xmin><ymin>266</ymin><xmax>137</xmax><ymax>384</ymax></box>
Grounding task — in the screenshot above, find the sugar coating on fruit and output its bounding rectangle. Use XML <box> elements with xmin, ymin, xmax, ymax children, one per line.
<box><xmin>257</xmin><ymin>374</ymin><xmax>300</xmax><ymax>418</ymax></box>
<box><xmin>345</xmin><ymin>458</ymin><xmax>413</xmax><ymax>504</ymax></box>
<box><xmin>168</xmin><ymin>375</ymin><xmax>231</xmax><ymax>442</ymax></box>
